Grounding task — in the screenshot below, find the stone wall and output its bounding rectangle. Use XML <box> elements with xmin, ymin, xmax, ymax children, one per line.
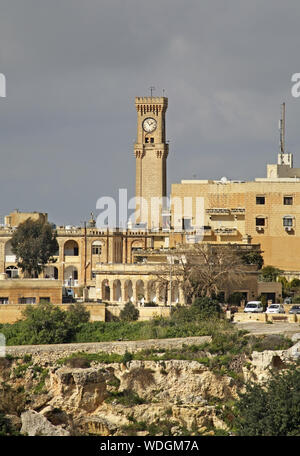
<box><xmin>5</xmin><ymin>335</ymin><xmax>212</xmax><ymax>363</ymax></box>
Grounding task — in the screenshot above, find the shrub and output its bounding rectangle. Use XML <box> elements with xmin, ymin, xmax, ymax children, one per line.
<box><xmin>231</xmin><ymin>365</ymin><xmax>300</xmax><ymax>436</ymax></box>
<box><xmin>192</xmin><ymin>297</ymin><xmax>222</xmax><ymax>318</ymax></box>
<box><xmin>65</xmin><ymin>357</ymin><xmax>91</xmax><ymax>368</ymax></box>
<box><xmin>0</xmin><ymin>384</ymin><xmax>27</xmax><ymax>416</ymax></box>
<box><xmin>227</xmin><ymin>292</ymin><xmax>244</xmax><ymax>306</ymax></box>
<box><xmin>120</xmin><ymin>302</ymin><xmax>139</xmax><ymax>322</ymax></box>
<box><xmin>105</xmin><ymin>389</ymin><xmax>145</xmax><ymax>406</ymax></box>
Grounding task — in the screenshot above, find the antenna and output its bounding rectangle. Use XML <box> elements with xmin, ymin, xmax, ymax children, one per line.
<box><xmin>149</xmin><ymin>86</ymin><xmax>155</xmax><ymax>97</ymax></box>
<box><xmin>280</xmin><ymin>102</ymin><xmax>286</xmax><ymax>155</ymax></box>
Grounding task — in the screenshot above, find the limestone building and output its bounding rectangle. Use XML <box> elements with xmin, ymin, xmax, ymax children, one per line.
<box><xmin>1</xmin><ymin>97</ymin><xmax>297</xmax><ymax>307</ymax></box>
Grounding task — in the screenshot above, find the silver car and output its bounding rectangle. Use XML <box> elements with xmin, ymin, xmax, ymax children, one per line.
<box><xmin>265</xmin><ymin>304</ymin><xmax>285</xmax><ymax>314</ymax></box>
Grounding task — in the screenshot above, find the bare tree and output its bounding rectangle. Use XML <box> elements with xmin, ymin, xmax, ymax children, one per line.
<box><xmin>154</xmin><ymin>244</ymin><xmax>249</xmax><ymax>304</ymax></box>
<box><xmin>180</xmin><ymin>244</ymin><xmax>249</xmax><ymax>301</ymax></box>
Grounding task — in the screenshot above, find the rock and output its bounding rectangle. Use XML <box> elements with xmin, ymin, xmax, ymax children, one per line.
<box><xmin>20</xmin><ymin>410</ymin><xmax>71</xmax><ymax>436</ymax></box>
<box><xmin>40</xmin><ymin>405</ymin><xmax>71</xmax><ymax>426</ymax></box>
<box><xmin>75</xmin><ymin>416</ymin><xmax>117</xmax><ymax>436</ymax></box>
<box><xmin>287</xmin><ymin>341</ymin><xmax>300</xmax><ymax>360</ymax></box>
<box><xmin>291</xmin><ymin>333</ymin><xmax>300</xmax><ymax>343</ymax></box>
<box><xmin>48</xmin><ymin>367</ymin><xmax>107</xmax><ymax>414</ymax></box>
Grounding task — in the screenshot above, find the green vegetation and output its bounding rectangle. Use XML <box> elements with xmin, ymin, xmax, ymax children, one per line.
<box><xmin>58</xmin><ymin>351</ymin><xmax>125</xmax><ymax>366</ymax></box>
<box><xmin>259</xmin><ymin>265</ymin><xmax>282</xmax><ymax>282</ymax></box>
<box><xmin>0</xmin><ymin>298</ymin><xmax>228</xmax><ymax>345</ymax></box>
<box><xmin>228</xmin><ymin>364</ymin><xmax>300</xmax><ymax>436</ymax></box>
<box><xmin>0</xmin><ymin>302</ymin><xmax>90</xmax><ymax>345</ymax></box>
<box><xmin>0</xmin><ymin>413</ymin><xmax>20</xmax><ymax>436</ymax></box>
<box><xmin>241</xmin><ymin>250</ymin><xmax>264</xmax><ymax>269</ymax></box>
<box><xmin>105</xmin><ymin>389</ymin><xmax>146</xmax><ymax>406</ymax></box>
<box><xmin>32</xmin><ymin>367</ymin><xmax>49</xmax><ymax>394</ymax></box>
<box><xmin>11</xmin><ymin>218</ymin><xmax>59</xmax><ymax>277</ymax></box>
<box><xmin>120</xmin><ymin>302</ymin><xmax>139</xmax><ymax>321</ymax></box>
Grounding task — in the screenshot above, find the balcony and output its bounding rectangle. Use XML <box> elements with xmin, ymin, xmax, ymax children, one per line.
<box><xmin>206</xmin><ymin>208</ymin><xmax>230</xmax><ymax>215</ymax></box>
<box><xmin>214</xmin><ymin>227</ymin><xmax>238</xmax><ymax>236</ymax></box>
<box><xmin>64</xmin><ymin>279</ymin><xmax>78</xmax><ymax>287</ymax></box>
<box><xmin>231</xmin><ymin>208</ymin><xmax>245</xmax><ymax>214</ymax></box>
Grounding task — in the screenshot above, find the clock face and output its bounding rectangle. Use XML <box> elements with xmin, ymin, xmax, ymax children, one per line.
<box><xmin>142</xmin><ymin>117</ymin><xmax>157</xmax><ymax>133</ymax></box>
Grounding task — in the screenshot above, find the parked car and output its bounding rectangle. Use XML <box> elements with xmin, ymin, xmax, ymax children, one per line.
<box><xmin>289</xmin><ymin>305</ymin><xmax>300</xmax><ymax>314</ymax></box>
<box><xmin>244</xmin><ymin>301</ymin><xmax>264</xmax><ymax>313</ymax></box>
<box><xmin>265</xmin><ymin>304</ymin><xmax>285</xmax><ymax>314</ymax></box>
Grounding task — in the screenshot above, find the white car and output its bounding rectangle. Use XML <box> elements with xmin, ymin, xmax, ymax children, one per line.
<box><xmin>244</xmin><ymin>301</ymin><xmax>264</xmax><ymax>313</ymax></box>
<box><xmin>265</xmin><ymin>304</ymin><xmax>285</xmax><ymax>314</ymax></box>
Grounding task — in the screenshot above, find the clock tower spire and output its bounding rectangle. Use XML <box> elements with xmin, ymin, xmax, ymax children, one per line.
<box><xmin>134</xmin><ymin>96</ymin><xmax>168</xmax><ymax>229</ymax></box>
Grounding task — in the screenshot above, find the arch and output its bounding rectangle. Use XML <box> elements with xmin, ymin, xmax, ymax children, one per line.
<box><xmin>136</xmin><ymin>279</ymin><xmax>145</xmax><ymax>302</ymax></box>
<box><xmin>64</xmin><ymin>240</ymin><xmax>79</xmax><ymax>256</ymax></box>
<box><xmin>124</xmin><ymin>280</ymin><xmax>133</xmax><ymax>302</ymax></box>
<box><xmin>171</xmin><ymin>283</ymin><xmax>179</xmax><ymax>304</ymax></box>
<box><xmin>64</xmin><ymin>265</ymin><xmax>78</xmax><ymax>286</ymax></box>
<box><xmin>5</xmin><ymin>265</ymin><xmax>18</xmax><ymax>278</ymax></box>
<box><xmin>159</xmin><ymin>282</ymin><xmax>168</xmax><ymax>304</ymax></box>
<box><xmin>92</xmin><ymin>240</ymin><xmax>104</xmax><ymax>255</ymax></box>
<box><xmin>113</xmin><ymin>279</ymin><xmax>122</xmax><ymax>302</ymax></box>
<box><xmin>5</xmin><ymin>240</ymin><xmax>16</xmax><ymax>263</ymax></box>
<box><xmin>44</xmin><ymin>265</ymin><xmax>58</xmax><ymax>279</ymax></box>
<box><xmin>147</xmin><ymin>281</ymin><xmax>157</xmax><ymax>302</ymax></box>
<box><xmin>102</xmin><ymin>279</ymin><xmax>110</xmax><ymax>301</ymax></box>
<box><xmin>131</xmin><ymin>240</ymin><xmax>144</xmax><ymax>252</ymax></box>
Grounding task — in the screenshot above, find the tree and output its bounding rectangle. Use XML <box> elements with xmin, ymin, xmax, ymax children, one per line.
<box><xmin>259</xmin><ymin>265</ymin><xmax>282</xmax><ymax>282</ymax></box>
<box><xmin>154</xmin><ymin>244</ymin><xmax>249</xmax><ymax>305</ymax></box>
<box><xmin>21</xmin><ymin>302</ymin><xmax>71</xmax><ymax>344</ymax></box>
<box><xmin>232</xmin><ymin>365</ymin><xmax>300</xmax><ymax>436</ymax></box>
<box><xmin>192</xmin><ymin>297</ymin><xmax>221</xmax><ymax>318</ymax></box>
<box><xmin>65</xmin><ymin>303</ymin><xmax>90</xmax><ymax>338</ymax></box>
<box><xmin>120</xmin><ymin>302</ymin><xmax>139</xmax><ymax>321</ymax></box>
<box><xmin>11</xmin><ymin>218</ymin><xmax>58</xmax><ymax>277</ymax></box>
<box><xmin>179</xmin><ymin>244</ymin><xmax>249</xmax><ymax>302</ymax></box>
<box><xmin>0</xmin><ymin>302</ymin><xmax>91</xmax><ymax>345</ymax></box>
<box><xmin>241</xmin><ymin>251</ymin><xmax>264</xmax><ymax>269</ymax></box>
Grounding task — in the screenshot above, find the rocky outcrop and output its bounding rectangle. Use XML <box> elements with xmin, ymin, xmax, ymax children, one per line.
<box><xmin>20</xmin><ymin>410</ymin><xmax>71</xmax><ymax>436</ymax></box>
<box><xmin>48</xmin><ymin>367</ymin><xmax>107</xmax><ymax>414</ymax></box>
<box><xmin>2</xmin><ymin>334</ymin><xmax>299</xmax><ymax>436</ymax></box>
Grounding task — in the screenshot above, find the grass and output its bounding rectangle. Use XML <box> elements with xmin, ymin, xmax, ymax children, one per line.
<box><xmin>105</xmin><ymin>389</ymin><xmax>146</xmax><ymax>406</ymax></box>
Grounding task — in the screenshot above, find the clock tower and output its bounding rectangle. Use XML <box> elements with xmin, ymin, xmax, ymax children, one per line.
<box><xmin>134</xmin><ymin>96</ymin><xmax>169</xmax><ymax>228</ymax></box>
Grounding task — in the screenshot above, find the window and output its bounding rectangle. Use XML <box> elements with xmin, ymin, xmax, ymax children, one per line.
<box><xmin>145</xmin><ymin>137</ymin><xmax>149</xmax><ymax>143</ymax></box>
<box><xmin>150</xmin><ymin>137</ymin><xmax>154</xmax><ymax>143</ymax></box>
<box><xmin>256</xmin><ymin>196</ymin><xmax>265</xmax><ymax>205</ymax></box>
<box><xmin>256</xmin><ymin>217</ymin><xmax>265</xmax><ymax>226</ymax></box>
<box><xmin>92</xmin><ymin>246</ymin><xmax>102</xmax><ymax>255</ymax></box>
<box><xmin>284</xmin><ymin>196</ymin><xmax>293</xmax><ymax>205</ymax></box>
<box><xmin>0</xmin><ymin>297</ymin><xmax>8</xmax><ymax>304</ymax></box>
<box><xmin>283</xmin><ymin>216</ymin><xmax>293</xmax><ymax>227</ymax></box>
<box><xmin>18</xmin><ymin>297</ymin><xmax>36</xmax><ymax>304</ymax></box>
<box><xmin>39</xmin><ymin>297</ymin><xmax>50</xmax><ymax>303</ymax></box>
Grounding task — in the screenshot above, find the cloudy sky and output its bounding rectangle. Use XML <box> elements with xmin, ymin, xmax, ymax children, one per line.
<box><xmin>1</xmin><ymin>0</ymin><xmax>300</xmax><ymax>225</ymax></box>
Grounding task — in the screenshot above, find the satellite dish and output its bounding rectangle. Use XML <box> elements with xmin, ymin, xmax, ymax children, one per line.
<box><xmin>220</xmin><ymin>176</ymin><xmax>228</xmax><ymax>183</ymax></box>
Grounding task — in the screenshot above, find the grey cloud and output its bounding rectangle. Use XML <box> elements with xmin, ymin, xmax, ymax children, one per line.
<box><xmin>0</xmin><ymin>0</ymin><xmax>300</xmax><ymax>224</ymax></box>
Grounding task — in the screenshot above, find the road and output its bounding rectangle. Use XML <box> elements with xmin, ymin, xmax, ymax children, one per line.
<box><xmin>235</xmin><ymin>321</ymin><xmax>300</xmax><ymax>337</ymax></box>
